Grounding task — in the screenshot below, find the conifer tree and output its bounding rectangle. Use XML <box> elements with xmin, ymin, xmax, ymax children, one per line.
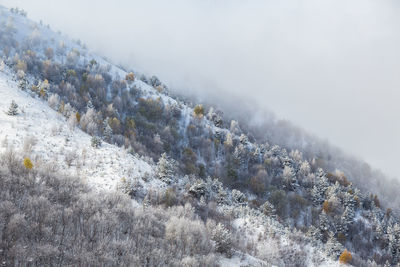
<box><xmin>6</xmin><ymin>100</ymin><xmax>18</xmax><ymax>116</ymax></box>
<box><xmin>211</xmin><ymin>223</ymin><xmax>232</xmax><ymax>257</ymax></box>
<box><xmin>91</xmin><ymin>136</ymin><xmax>101</xmax><ymax>148</ymax></box>
<box><xmin>325</xmin><ymin>231</ymin><xmax>344</xmax><ymax>259</ymax></box>
<box><xmin>340</xmin><ymin>206</ymin><xmax>355</xmax><ymax>236</ymax></box>
<box><xmin>103</xmin><ymin>118</ymin><xmax>113</xmax><ymax>142</ymax></box>
<box><xmin>262</xmin><ymin>200</ymin><xmax>276</xmax><ymax>217</ymax></box>
<box><xmin>156</xmin><ymin>153</ymin><xmax>175</xmax><ymax>184</ymax></box>
<box><xmin>87</xmin><ymin>100</ymin><xmax>94</xmax><ymax>110</ymax></box>
<box><xmin>18</xmin><ymin>77</ymin><xmax>27</xmax><ymax>91</ymax></box>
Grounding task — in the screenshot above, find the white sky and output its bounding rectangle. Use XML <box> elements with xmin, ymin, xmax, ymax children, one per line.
<box><xmin>1</xmin><ymin>0</ymin><xmax>400</xmax><ymax>178</ymax></box>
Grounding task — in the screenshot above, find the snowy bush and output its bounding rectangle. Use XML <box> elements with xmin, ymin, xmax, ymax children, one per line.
<box><xmin>91</xmin><ymin>136</ymin><xmax>101</xmax><ymax>148</ymax></box>
<box><xmin>47</xmin><ymin>94</ymin><xmax>60</xmax><ymax>110</ymax></box>
<box><xmin>23</xmin><ymin>135</ymin><xmax>37</xmax><ymax>154</ymax></box>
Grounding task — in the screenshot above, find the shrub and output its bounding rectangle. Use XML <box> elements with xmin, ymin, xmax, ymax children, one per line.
<box><xmin>23</xmin><ymin>157</ymin><xmax>33</xmax><ymax>170</ymax></box>
<box><xmin>23</xmin><ymin>135</ymin><xmax>37</xmax><ymax>154</ymax></box>
<box><xmin>339</xmin><ymin>249</ymin><xmax>352</xmax><ymax>264</ymax></box>
<box><xmin>1</xmin><ymin>148</ymin><xmax>20</xmax><ymax>174</ymax></box>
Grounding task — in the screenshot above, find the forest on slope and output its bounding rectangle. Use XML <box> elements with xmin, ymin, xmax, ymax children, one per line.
<box><xmin>1</xmin><ymin>5</ymin><xmax>400</xmax><ymax>266</ymax></box>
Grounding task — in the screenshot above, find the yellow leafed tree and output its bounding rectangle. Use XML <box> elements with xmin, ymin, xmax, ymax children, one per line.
<box><xmin>24</xmin><ymin>158</ymin><xmax>33</xmax><ymax>170</ymax></box>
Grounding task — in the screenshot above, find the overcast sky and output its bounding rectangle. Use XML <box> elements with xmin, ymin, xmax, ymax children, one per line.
<box><xmin>1</xmin><ymin>0</ymin><xmax>400</xmax><ymax>178</ymax></box>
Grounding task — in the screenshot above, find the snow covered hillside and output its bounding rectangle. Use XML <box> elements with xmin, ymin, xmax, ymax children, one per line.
<box><xmin>0</xmin><ymin>66</ymin><xmax>338</xmax><ymax>267</ymax></box>
<box><xmin>0</xmin><ymin>70</ymin><xmax>153</xmax><ymax>191</ymax></box>
<box><xmin>2</xmin><ymin>4</ymin><xmax>399</xmax><ymax>266</ymax></box>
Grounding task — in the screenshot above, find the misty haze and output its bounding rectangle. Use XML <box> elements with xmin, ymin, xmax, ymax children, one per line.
<box><xmin>0</xmin><ymin>1</ymin><xmax>400</xmax><ymax>266</ymax></box>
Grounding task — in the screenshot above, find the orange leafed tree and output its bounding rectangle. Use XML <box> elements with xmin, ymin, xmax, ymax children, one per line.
<box><xmin>322</xmin><ymin>200</ymin><xmax>332</xmax><ymax>213</ymax></box>
<box><xmin>339</xmin><ymin>249</ymin><xmax>352</xmax><ymax>264</ymax></box>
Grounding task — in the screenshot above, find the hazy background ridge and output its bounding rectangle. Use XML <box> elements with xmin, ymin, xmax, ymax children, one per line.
<box><xmin>1</xmin><ymin>0</ymin><xmax>400</xmax><ymax>178</ymax></box>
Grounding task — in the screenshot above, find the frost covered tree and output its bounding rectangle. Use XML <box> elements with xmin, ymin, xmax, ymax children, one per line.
<box><xmin>38</xmin><ymin>79</ymin><xmax>50</xmax><ymax>98</ymax></box>
<box><xmin>6</xmin><ymin>100</ymin><xmax>18</xmax><ymax>116</ymax></box>
<box><xmin>91</xmin><ymin>136</ymin><xmax>101</xmax><ymax>148</ymax></box>
<box><xmin>67</xmin><ymin>113</ymin><xmax>78</xmax><ymax>130</ymax></box>
<box><xmin>319</xmin><ymin>210</ymin><xmax>331</xmax><ymax>240</ymax></box>
<box><xmin>103</xmin><ymin>118</ymin><xmax>113</xmax><ymax>142</ymax></box>
<box><xmin>325</xmin><ymin>231</ymin><xmax>344</xmax><ymax>259</ymax></box>
<box><xmin>86</xmin><ymin>100</ymin><xmax>94</xmax><ymax>110</ymax></box>
<box><xmin>340</xmin><ymin>206</ymin><xmax>355</xmax><ymax>236</ymax></box>
<box><xmin>80</xmin><ymin>108</ymin><xmax>98</xmax><ymax>135</ymax></box>
<box><xmin>311</xmin><ymin>171</ymin><xmax>329</xmax><ymax>205</ymax></box>
<box><xmin>211</xmin><ymin>223</ymin><xmax>232</xmax><ymax>257</ymax></box>
<box><xmin>282</xmin><ymin>165</ymin><xmax>297</xmax><ymax>191</ymax></box>
<box><xmin>189</xmin><ymin>179</ymin><xmax>207</xmax><ymax>198</ymax></box>
<box><xmin>230</xmin><ymin>120</ymin><xmax>241</xmax><ymax>135</ymax></box>
<box><xmin>342</xmin><ymin>192</ymin><xmax>356</xmax><ymax>210</ymax></box>
<box><xmin>307</xmin><ymin>225</ymin><xmax>323</xmax><ymax>242</ymax></box>
<box><xmin>231</xmin><ymin>189</ymin><xmax>246</xmax><ymax>204</ymax></box>
<box><xmin>387</xmin><ymin>223</ymin><xmax>400</xmax><ymax>264</ymax></box>
<box><xmin>299</xmin><ymin>161</ymin><xmax>311</xmax><ymax>179</ymax></box>
<box><xmin>157</xmin><ymin>153</ymin><xmax>175</xmax><ymax>184</ymax></box>
<box><xmin>18</xmin><ymin>77</ymin><xmax>27</xmax><ymax>90</ymax></box>
<box><xmin>262</xmin><ymin>200</ymin><xmax>276</xmax><ymax>217</ymax></box>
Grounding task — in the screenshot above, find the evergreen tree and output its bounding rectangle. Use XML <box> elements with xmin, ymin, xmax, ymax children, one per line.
<box><xmin>156</xmin><ymin>153</ymin><xmax>175</xmax><ymax>184</ymax></box>
<box><xmin>325</xmin><ymin>231</ymin><xmax>344</xmax><ymax>259</ymax></box>
<box><xmin>311</xmin><ymin>171</ymin><xmax>329</xmax><ymax>206</ymax></box>
<box><xmin>387</xmin><ymin>223</ymin><xmax>400</xmax><ymax>264</ymax></box>
<box><xmin>18</xmin><ymin>77</ymin><xmax>27</xmax><ymax>90</ymax></box>
<box><xmin>340</xmin><ymin>206</ymin><xmax>355</xmax><ymax>236</ymax></box>
<box><xmin>103</xmin><ymin>118</ymin><xmax>113</xmax><ymax>142</ymax></box>
<box><xmin>319</xmin><ymin>210</ymin><xmax>331</xmax><ymax>241</ymax></box>
<box><xmin>282</xmin><ymin>165</ymin><xmax>297</xmax><ymax>191</ymax></box>
<box><xmin>211</xmin><ymin>223</ymin><xmax>232</xmax><ymax>257</ymax></box>
<box><xmin>311</xmin><ymin>185</ymin><xmax>324</xmax><ymax>206</ymax></box>
<box><xmin>91</xmin><ymin>136</ymin><xmax>102</xmax><ymax>148</ymax></box>
<box><xmin>87</xmin><ymin>100</ymin><xmax>94</xmax><ymax>110</ymax></box>
<box><xmin>262</xmin><ymin>200</ymin><xmax>276</xmax><ymax>217</ymax></box>
<box><xmin>342</xmin><ymin>192</ymin><xmax>356</xmax><ymax>210</ymax></box>
<box><xmin>6</xmin><ymin>100</ymin><xmax>18</xmax><ymax>116</ymax></box>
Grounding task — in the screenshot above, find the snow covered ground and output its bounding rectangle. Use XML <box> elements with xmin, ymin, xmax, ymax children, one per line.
<box><xmin>0</xmin><ymin>70</ymin><xmax>153</xmax><ymax>191</ymax></box>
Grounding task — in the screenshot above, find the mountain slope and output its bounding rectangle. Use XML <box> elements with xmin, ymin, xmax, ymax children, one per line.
<box><xmin>0</xmin><ymin>4</ymin><xmax>399</xmax><ymax>266</ymax></box>
<box><xmin>0</xmin><ymin>70</ymin><xmax>153</xmax><ymax>192</ymax></box>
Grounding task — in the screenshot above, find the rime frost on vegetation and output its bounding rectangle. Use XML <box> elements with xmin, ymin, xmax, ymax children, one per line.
<box><xmin>0</xmin><ymin>4</ymin><xmax>399</xmax><ymax>266</ymax></box>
